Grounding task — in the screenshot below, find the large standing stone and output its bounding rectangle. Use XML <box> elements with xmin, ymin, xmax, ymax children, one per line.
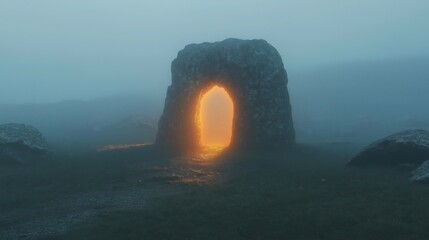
<box><xmin>156</xmin><ymin>38</ymin><xmax>295</xmax><ymax>154</ymax></box>
<box><xmin>349</xmin><ymin>130</ymin><xmax>429</xmax><ymax>166</ymax></box>
<box><xmin>0</xmin><ymin>123</ymin><xmax>49</xmax><ymax>165</ymax></box>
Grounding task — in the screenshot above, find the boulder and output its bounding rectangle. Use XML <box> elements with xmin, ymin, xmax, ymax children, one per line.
<box><xmin>0</xmin><ymin>123</ymin><xmax>49</xmax><ymax>165</ymax></box>
<box><xmin>410</xmin><ymin>160</ymin><xmax>429</xmax><ymax>183</ymax></box>
<box><xmin>349</xmin><ymin>130</ymin><xmax>429</xmax><ymax>166</ymax></box>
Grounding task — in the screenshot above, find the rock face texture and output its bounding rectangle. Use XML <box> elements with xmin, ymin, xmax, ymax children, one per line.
<box><xmin>156</xmin><ymin>38</ymin><xmax>295</xmax><ymax>154</ymax></box>
<box><xmin>410</xmin><ymin>160</ymin><xmax>429</xmax><ymax>183</ymax></box>
<box><xmin>0</xmin><ymin>123</ymin><xmax>49</xmax><ymax>165</ymax></box>
<box><xmin>349</xmin><ymin>130</ymin><xmax>429</xmax><ymax>166</ymax></box>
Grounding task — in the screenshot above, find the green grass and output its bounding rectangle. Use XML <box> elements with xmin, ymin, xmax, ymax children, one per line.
<box><xmin>55</xmin><ymin>144</ymin><xmax>429</xmax><ymax>240</ymax></box>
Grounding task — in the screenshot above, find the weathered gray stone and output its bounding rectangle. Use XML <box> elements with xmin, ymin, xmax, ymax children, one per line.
<box><xmin>349</xmin><ymin>130</ymin><xmax>429</xmax><ymax>166</ymax></box>
<box><xmin>0</xmin><ymin>123</ymin><xmax>49</xmax><ymax>165</ymax></box>
<box><xmin>410</xmin><ymin>160</ymin><xmax>429</xmax><ymax>183</ymax></box>
<box><xmin>156</xmin><ymin>38</ymin><xmax>295</xmax><ymax>154</ymax></box>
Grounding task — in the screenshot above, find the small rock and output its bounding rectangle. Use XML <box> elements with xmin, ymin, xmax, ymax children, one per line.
<box><xmin>0</xmin><ymin>123</ymin><xmax>49</xmax><ymax>165</ymax></box>
<box><xmin>410</xmin><ymin>160</ymin><xmax>429</xmax><ymax>183</ymax></box>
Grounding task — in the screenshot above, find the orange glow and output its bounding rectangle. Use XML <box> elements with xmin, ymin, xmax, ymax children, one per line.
<box><xmin>199</xmin><ymin>86</ymin><xmax>234</xmax><ymax>148</ymax></box>
<box><xmin>96</xmin><ymin>143</ymin><xmax>151</xmax><ymax>152</ymax></box>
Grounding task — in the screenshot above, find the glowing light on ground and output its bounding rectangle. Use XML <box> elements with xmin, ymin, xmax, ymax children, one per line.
<box><xmin>199</xmin><ymin>86</ymin><xmax>234</xmax><ymax>148</ymax></box>
<box><xmin>96</xmin><ymin>143</ymin><xmax>151</xmax><ymax>152</ymax></box>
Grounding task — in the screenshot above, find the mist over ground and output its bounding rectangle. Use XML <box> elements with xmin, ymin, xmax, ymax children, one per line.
<box><xmin>1</xmin><ymin>0</ymin><xmax>429</xmax><ymax>146</ymax></box>
<box><xmin>2</xmin><ymin>2</ymin><xmax>429</xmax><ymax>239</ymax></box>
<box><xmin>1</xmin><ymin>56</ymin><xmax>428</xmax><ymax>148</ymax></box>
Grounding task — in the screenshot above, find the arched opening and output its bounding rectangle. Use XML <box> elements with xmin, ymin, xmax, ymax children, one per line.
<box><xmin>198</xmin><ymin>85</ymin><xmax>234</xmax><ymax>152</ymax></box>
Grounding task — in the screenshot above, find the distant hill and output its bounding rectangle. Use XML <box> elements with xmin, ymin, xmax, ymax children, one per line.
<box><xmin>290</xmin><ymin>56</ymin><xmax>429</xmax><ymax>142</ymax></box>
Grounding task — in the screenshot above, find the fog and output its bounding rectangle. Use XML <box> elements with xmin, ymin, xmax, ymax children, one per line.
<box><xmin>1</xmin><ymin>0</ymin><xmax>429</xmax><ymax>146</ymax></box>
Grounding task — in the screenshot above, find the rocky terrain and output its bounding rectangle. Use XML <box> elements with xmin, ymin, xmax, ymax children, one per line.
<box><xmin>0</xmin><ymin>123</ymin><xmax>49</xmax><ymax>165</ymax></box>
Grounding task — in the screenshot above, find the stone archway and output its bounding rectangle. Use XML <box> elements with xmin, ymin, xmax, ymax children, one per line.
<box><xmin>156</xmin><ymin>38</ymin><xmax>295</xmax><ymax>154</ymax></box>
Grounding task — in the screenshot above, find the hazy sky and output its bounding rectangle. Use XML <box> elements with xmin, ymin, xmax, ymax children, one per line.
<box><xmin>1</xmin><ymin>0</ymin><xmax>428</xmax><ymax>104</ymax></box>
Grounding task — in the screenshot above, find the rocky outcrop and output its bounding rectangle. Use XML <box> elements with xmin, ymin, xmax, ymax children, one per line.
<box><xmin>349</xmin><ymin>130</ymin><xmax>429</xmax><ymax>166</ymax></box>
<box><xmin>0</xmin><ymin>123</ymin><xmax>49</xmax><ymax>165</ymax></box>
<box><xmin>156</xmin><ymin>38</ymin><xmax>295</xmax><ymax>154</ymax></box>
<box><xmin>410</xmin><ymin>160</ymin><xmax>429</xmax><ymax>183</ymax></box>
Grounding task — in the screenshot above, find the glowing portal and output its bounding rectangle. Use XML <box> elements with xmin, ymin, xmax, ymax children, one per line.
<box><xmin>199</xmin><ymin>86</ymin><xmax>234</xmax><ymax>148</ymax></box>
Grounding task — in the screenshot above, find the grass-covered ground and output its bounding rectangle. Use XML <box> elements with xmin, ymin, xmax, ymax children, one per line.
<box><xmin>2</xmin><ymin>143</ymin><xmax>429</xmax><ymax>240</ymax></box>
